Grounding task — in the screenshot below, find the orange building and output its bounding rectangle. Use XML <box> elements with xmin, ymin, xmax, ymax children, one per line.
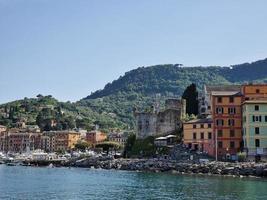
<box><xmin>242</xmin><ymin>84</ymin><xmax>267</xmax><ymax>100</ymax></box>
<box><xmin>183</xmin><ymin>118</ymin><xmax>214</xmax><ymax>156</ymax></box>
<box><xmin>211</xmin><ymin>91</ymin><xmax>243</xmax><ymax>160</ymax></box>
<box><xmin>86</xmin><ymin>130</ymin><xmax>107</xmax><ymax>145</ymax></box>
<box><xmin>42</xmin><ymin>131</ymin><xmax>81</xmax><ymax>152</ymax></box>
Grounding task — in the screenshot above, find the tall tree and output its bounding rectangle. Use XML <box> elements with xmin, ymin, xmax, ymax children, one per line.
<box><xmin>182</xmin><ymin>83</ymin><xmax>199</xmax><ymax>115</ymax></box>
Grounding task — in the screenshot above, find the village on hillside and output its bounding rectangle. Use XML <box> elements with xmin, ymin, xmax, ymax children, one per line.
<box><xmin>1</xmin><ymin>83</ymin><xmax>267</xmax><ymax>172</ymax></box>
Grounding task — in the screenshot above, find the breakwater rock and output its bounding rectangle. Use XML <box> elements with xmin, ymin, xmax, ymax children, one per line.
<box><xmin>65</xmin><ymin>157</ymin><xmax>267</xmax><ymax>178</ymax></box>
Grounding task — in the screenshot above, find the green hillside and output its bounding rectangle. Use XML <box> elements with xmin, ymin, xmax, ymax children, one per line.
<box><xmin>1</xmin><ymin>58</ymin><xmax>267</xmax><ymax>131</ymax></box>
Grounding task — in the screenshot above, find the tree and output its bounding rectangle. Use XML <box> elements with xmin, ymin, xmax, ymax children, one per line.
<box><xmin>123</xmin><ymin>134</ymin><xmax>136</xmax><ymax>158</ymax></box>
<box><xmin>36</xmin><ymin>94</ymin><xmax>43</xmax><ymax>98</ymax></box>
<box><xmin>182</xmin><ymin>83</ymin><xmax>199</xmax><ymax>115</ymax></box>
<box><xmin>75</xmin><ymin>141</ymin><xmax>91</xmax><ymax>151</ymax></box>
<box><xmin>95</xmin><ymin>142</ymin><xmax>121</xmax><ymax>155</ymax></box>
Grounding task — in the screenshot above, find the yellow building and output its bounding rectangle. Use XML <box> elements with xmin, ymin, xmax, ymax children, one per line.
<box><xmin>183</xmin><ymin>118</ymin><xmax>214</xmax><ymax>156</ymax></box>
<box><xmin>42</xmin><ymin>131</ymin><xmax>81</xmax><ymax>152</ymax></box>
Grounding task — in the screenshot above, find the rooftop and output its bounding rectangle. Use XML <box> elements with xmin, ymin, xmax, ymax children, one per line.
<box><xmin>184</xmin><ymin>118</ymin><xmax>213</xmax><ymax>124</ymax></box>
<box><xmin>155</xmin><ymin>134</ymin><xmax>177</xmax><ymax>140</ymax></box>
<box><xmin>211</xmin><ymin>91</ymin><xmax>242</xmax><ymax>96</ymax></box>
<box><xmin>243</xmin><ymin>100</ymin><xmax>267</xmax><ymax>104</ymax></box>
<box><xmin>206</xmin><ymin>85</ymin><xmax>241</xmax><ymax>93</ymax></box>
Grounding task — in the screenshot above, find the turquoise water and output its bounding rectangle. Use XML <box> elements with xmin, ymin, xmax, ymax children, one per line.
<box><xmin>0</xmin><ymin>165</ymin><xmax>267</xmax><ymax>200</ymax></box>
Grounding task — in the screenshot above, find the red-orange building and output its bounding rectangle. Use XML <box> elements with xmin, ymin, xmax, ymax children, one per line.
<box><xmin>86</xmin><ymin>130</ymin><xmax>107</xmax><ymax>145</ymax></box>
<box><xmin>211</xmin><ymin>91</ymin><xmax>243</xmax><ymax>160</ymax></box>
<box><xmin>0</xmin><ymin>130</ymin><xmax>42</xmax><ymax>153</ymax></box>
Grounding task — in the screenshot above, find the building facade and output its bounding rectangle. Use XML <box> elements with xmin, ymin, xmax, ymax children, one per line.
<box><xmin>108</xmin><ymin>131</ymin><xmax>130</xmax><ymax>147</ymax></box>
<box><xmin>242</xmin><ymin>84</ymin><xmax>267</xmax><ymax>100</ymax></box>
<box><xmin>0</xmin><ymin>131</ymin><xmax>41</xmax><ymax>153</ymax></box>
<box><xmin>183</xmin><ymin>118</ymin><xmax>214</xmax><ymax>156</ymax></box>
<box><xmin>211</xmin><ymin>91</ymin><xmax>243</xmax><ymax>160</ymax></box>
<box><xmin>242</xmin><ymin>101</ymin><xmax>267</xmax><ymax>161</ymax></box>
<box><xmin>86</xmin><ymin>130</ymin><xmax>107</xmax><ymax>145</ymax></box>
<box><xmin>242</xmin><ymin>84</ymin><xmax>267</xmax><ymax>161</ymax></box>
<box><xmin>41</xmin><ymin>131</ymin><xmax>80</xmax><ymax>152</ymax></box>
<box><xmin>198</xmin><ymin>85</ymin><xmax>242</xmax><ymax>117</ymax></box>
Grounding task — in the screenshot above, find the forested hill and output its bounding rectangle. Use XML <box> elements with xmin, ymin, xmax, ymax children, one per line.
<box><xmin>1</xmin><ymin>58</ymin><xmax>267</xmax><ymax>131</ymax></box>
<box><xmin>84</xmin><ymin>58</ymin><xmax>267</xmax><ymax>100</ymax></box>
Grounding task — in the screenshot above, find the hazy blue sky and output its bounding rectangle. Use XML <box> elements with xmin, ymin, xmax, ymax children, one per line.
<box><xmin>1</xmin><ymin>0</ymin><xmax>267</xmax><ymax>104</ymax></box>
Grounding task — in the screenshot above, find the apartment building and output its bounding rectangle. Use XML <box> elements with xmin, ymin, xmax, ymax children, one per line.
<box><xmin>41</xmin><ymin>131</ymin><xmax>80</xmax><ymax>152</ymax></box>
<box><xmin>211</xmin><ymin>91</ymin><xmax>243</xmax><ymax>160</ymax></box>
<box><xmin>242</xmin><ymin>84</ymin><xmax>267</xmax><ymax>161</ymax></box>
<box><xmin>183</xmin><ymin>118</ymin><xmax>214</xmax><ymax>156</ymax></box>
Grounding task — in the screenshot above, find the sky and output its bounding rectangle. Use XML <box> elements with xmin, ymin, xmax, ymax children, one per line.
<box><xmin>1</xmin><ymin>0</ymin><xmax>267</xmax><ymax>104</ymax></box>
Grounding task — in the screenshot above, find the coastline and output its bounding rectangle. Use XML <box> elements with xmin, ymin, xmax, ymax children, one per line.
<box><xmin>61</xmin><ymin>157</ymin><xmax>267</xmax><ymax>179</ymax></box>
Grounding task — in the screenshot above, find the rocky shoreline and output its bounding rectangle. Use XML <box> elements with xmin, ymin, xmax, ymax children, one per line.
<box><xmin>64</xmin><ymin>157</ymin><xmax>267</xmax><ymax>178</ymax></box>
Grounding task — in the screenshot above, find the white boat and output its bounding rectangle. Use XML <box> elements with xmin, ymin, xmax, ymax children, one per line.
<box><xmin>48</xmin><ymin>163</ymin><xmax>54</xmax><ymax>168</ymax></box>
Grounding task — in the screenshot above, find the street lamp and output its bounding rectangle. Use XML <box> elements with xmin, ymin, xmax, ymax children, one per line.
<box><xmin>215</xmin><ymin>130</ymin><xmax>218</xmax><ymax>161</ymax></box>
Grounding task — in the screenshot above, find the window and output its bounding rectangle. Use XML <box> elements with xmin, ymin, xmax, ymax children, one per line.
<box><xmin>145</xmin><ymin>120</ymin><xmax>149</xmax><ymax>129</ymax></box>
<box><xmin>216</xmin><ymin>119</ymin><xmax>224</xmax><ymax>126</ymax></box>
<box><xmin>255</xmin><ymin>127</ymin><xmax>260</xmax><ymax>135</ymax></box>
<box><xmin>256</xmin><ymin>89</ymin><xmax>260</xmax><ymax>94</ymax></box>
<box><xmin>230</xmin><ymin>130</ymin><xmax>235</xmax><ymax>137</ymax></box>
<box><xmin>253</xmin><ymin>115</ymin><xmax>262</xmax><ymax>122</ymax></box>
<box><xmin>218</xmin><ymin>141</ymin><xmax>223</xmax><ymax>148</ymax></box>
<box><xmin>138</xmin><ymin>121</ymin><xmax>142</xmax><ymax>130</ymax></box>
<box><xmin>218</xmin><ymin>130</ymin><xmax>223</xmax><ymax>137</ymax></box>
<box><xmin>255</xmin><ymin>139</ymin><xmax>260</xmax><ymax>147</ymax></box>
<box><xmin>216</xmin><ymin>107</ymin><xmax>224</xmax><ymax>114</ymax></box>
<box><xmin>265</xmin><ymin>116</ymin><xmax>267</xmax><ymax>122</ymax></box>
<box><xmin>201</xmin><ymin>132</ymin><xmax>204</xmax><ymax>139</ymax></box>
<box><xmin>229</xmin><ymin>97</ymin><xmax>234</xmax><ymax>103</ymax></box>
<box><xmin>193</xmin><ymin>132</ymin><xmax>197</xmax><ymax>140</ymax></box>
<box><xmin>200</xmin><ymin>124</ymin><xmax>204</xmax><ymax>128</ymax></box>
<box><xmin>255</xmin><ymin>105</ymin><xmax>259</xmax><ymax>111</ymax></box>
<box><xmin>208</xmin><ymin>132</ymin><xmax>212</xmax><ymax>139</ymax></box>
<box><xmin>188</xmin><ymin>143</ymin><xmax>192</xmax><ymax>149</ymax></box>
<box><xmin>228</xmin><ymin>107</ymin><xmax>236</xmax><ymax>114</ymax></box>
<box><xmin>230</xmin><ymin>141</ymin><xmax>235</xmax><ymax>148</ymax></box>
<box><xmin>193</xmin><ymin>125</ymin><xmax>197</xmax><ymax>129</ymax></box>
<box><xmin>217</xmin><ymin>97</ymin><xmax>222</xmax><ymax>103</ymax></box>
<box><xmin>208</xmin><ymin>123</ymin><xmax>212</xmax><ymax>128</ymax></box>
<box><xmin>228</xmin><ymin>119</ymin><xmax>235</xmax><ymax>126</ymax></box>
